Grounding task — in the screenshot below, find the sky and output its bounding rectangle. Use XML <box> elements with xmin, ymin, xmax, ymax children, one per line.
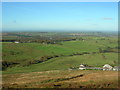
<box><xmin>2</xmin><ymin>2</ymin><xmax>118</xmax><ymax>32</ymax></box>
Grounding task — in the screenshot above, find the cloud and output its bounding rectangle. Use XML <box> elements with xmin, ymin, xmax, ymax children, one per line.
<box><xmin>102</xmin><ymin>18</ymin><xmax>113</xmax><ymax>20</ymax></box>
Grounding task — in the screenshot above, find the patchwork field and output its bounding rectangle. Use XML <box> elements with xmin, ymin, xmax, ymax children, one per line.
<box><xmin>2</xmin><ymin>32</ymin><xmax>119</xmax><ymax>88</ymax></box>
<box><xmin>3</xmin><ymin>52</ymin><xmax>118</xmax><ymax>74</ymax></box>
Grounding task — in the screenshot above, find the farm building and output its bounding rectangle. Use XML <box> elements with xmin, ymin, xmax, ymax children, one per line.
<box><xmin>79</xmin><ymin>64</ymin><xmax>103</xmax><ymax>70</ymax></box>
<box><xmin>79</xmin><ymin>64</ymin><xmax>86</xmax><ymax>70</ymax></box>
<box><xmin>103</xmin><ymin>64</ymin><xmax>113</xmax><ymax>71</ymax></box>
<box><xmin>78</xmin><ymin>64</ymin><xmax>119</xmax><ymax>71</ymax></box>
<box><xmin>113</xmin><ymin>66</ymin><xmax>120</xmax><ymax>71</ymax></box>
<box><xmin>14</xmin><ymin>41</ymin><xmax>19</xmax><ymax>43</ymax></box>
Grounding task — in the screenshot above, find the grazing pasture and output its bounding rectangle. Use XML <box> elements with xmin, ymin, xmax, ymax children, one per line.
<box><xmin>2</xmin><ymin>32</ymin><xmax>119</xmax><ymax>88</ymax></box>
<box><xmin>3</xmin><ymin>52</ymin><xmax>118</xmax><ymax>74</ymax></box>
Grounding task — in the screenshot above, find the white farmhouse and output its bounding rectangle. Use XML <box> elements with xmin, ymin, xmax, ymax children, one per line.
<box><xmin>14</xmin><ymin>41</ymin><xmax>19</xmax><ymax>43</ymax></box>
<box><xmin>103</xmin><ymin>64</ymin><xmax>113</xmax><ymax>71</ymax></box>
<box><xmin>79</xmin><ymin>64</ymin><xmax>86</xmax><ymax>70</ymax></box>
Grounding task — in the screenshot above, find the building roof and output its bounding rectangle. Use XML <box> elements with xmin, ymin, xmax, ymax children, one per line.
<box><xmin>103</xmin><ymin>64</ymin><xmax>113</xmax><ymax>69</ymax></box>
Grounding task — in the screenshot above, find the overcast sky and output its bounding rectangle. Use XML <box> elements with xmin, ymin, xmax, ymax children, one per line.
<box><xmin>2</xmin><ymin>2</ymin><xmax>118</xmax><ymax>32</ymax></box>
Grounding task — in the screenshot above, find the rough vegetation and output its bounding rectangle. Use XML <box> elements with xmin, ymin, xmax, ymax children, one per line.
<box><xmin>2</xmin><ymin>70</ymin><xmax>119</xmax><ymax>88</ymax></box>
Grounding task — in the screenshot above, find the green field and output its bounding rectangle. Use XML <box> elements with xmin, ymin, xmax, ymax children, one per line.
<box><xmin>3</xmin><ymin>52</ymin><xmax>118</xmax><ymax>74</ymax></box>
<box><xmin>2</xmin><ymin>35</ymin><xmax>118</xmax><ymax>74</ymax></box>
<box><xmin>2</xmin><ymin>32</ymin><xmax>119</xmax><ymax>88</ymax></box>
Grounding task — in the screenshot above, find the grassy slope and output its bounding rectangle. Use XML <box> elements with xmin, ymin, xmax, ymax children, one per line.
<box><xmin>2</xmin><ymin>36</ymin><xmax>118</xmax><ymax>74</ymax></box>
<box><xmin>3</xmin><ymin>53</ymin><xmax>118</xmax><ymax>74</ymax></box>
<box><xmin>2</xmin><ymin>36</ymin><xmax>119</xmax><ymax>88</ymax></box>
<box><xmin>2</xmin><ymin>43</ymin><xmax>74</xmax><ymax>62</ymax></box>
<box><xmin>2</xmin><ymin>37</ymin><xmax>117</xmax><ymax>62</ymax></box>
